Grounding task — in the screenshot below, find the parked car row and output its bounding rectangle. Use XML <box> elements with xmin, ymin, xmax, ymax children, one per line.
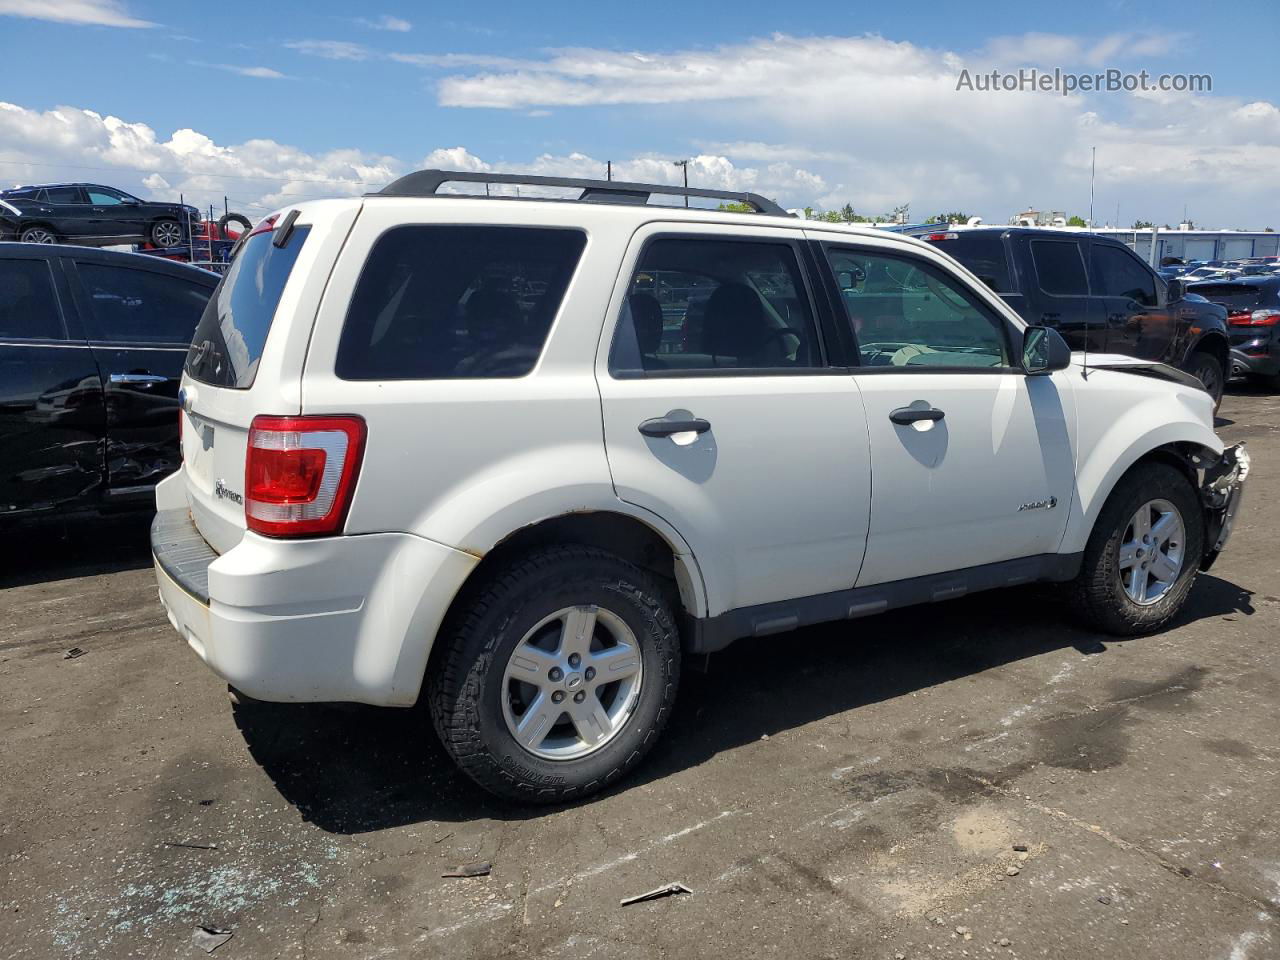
<box><xmin>919</xmin><ymin>227</ymin><xmax>1231</xmax><ymax>405</ymax></box>
<box><xmin>0</xmin><ymin>243</ymin><xmax>216</xmax><ymax>520</ymax></box>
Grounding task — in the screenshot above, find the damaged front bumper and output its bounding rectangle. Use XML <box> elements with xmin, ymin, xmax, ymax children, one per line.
<box><xmin>1200</xmin><ymin>443</ymin><xmax>1249</xmax><ymax>571</ymax></box>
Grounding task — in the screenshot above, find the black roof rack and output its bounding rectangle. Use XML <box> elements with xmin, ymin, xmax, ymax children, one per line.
<box><xmin>373</xmin><ymin>169</ymin><xmax>790</xmax><ymax>217</ymax></box>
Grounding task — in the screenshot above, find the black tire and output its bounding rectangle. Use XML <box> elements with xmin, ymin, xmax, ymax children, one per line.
<box><xmin>428</xmin><ymin>545</ymin><xmax>681</xmax><ymax>803</ymax></box>
<box><xmin>150</xmin><ymin>218</ymin><xmax>183</xmax><ymax>248</ymax></box>
<box><xmin>216</xmin><ymin>212</ymin><xmax>252</xmax><ymax>238</ymax></box>
<box><xmin>1188</xmin><ymin>350</ymin><xmax>1225</xmax><ymax>410</ymax></box>
<box><xmin>1069</xmin><ymin>462</ymin><xmax>1204</xmax><ymax>636</ymax></box>
<box><xmin>19</xmin><ymin>225</ymin><xmax>58</xmax><ymax>244</ymax></box>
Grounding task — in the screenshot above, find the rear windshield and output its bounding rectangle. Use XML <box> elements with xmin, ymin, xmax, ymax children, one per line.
<box><xmin>925</xmin><ymin>232</ymin><xmax>1013</xmax><ymax>294</ymax></box>
<box><xmin>1190</xmin><ymin>283</ymin><xmax>1274</xmax><ymax>311</ymax></box>
<box><xmin>336</xmin><ymin>225</ymin><xmax>586</xmax><ymax>380</ymax></box>
<box><xmin>185</xmin><ymin>227</ymin><xmax>310</xmax><ymax>388</ymax></box>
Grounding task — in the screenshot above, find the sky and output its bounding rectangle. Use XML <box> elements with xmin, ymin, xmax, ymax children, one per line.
<box><xmin>0</xmin><ymin>0</ymin><xmax>1277</xmax><ymax>227</ymax></box>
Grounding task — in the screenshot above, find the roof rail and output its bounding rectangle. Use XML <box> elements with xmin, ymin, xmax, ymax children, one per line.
<box><xmin>374</xmin><ymin>169</ymin><xmax>790</xmax><ymax>217</ymax></box>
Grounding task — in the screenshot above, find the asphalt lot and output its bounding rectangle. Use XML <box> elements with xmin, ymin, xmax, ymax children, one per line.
<box><xmin>2</xmin><ymin>387</ymin><xmax>1278</xmax><ymax>960</ymax></box>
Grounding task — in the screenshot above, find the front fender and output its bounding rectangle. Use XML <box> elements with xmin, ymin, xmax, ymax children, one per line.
<box><xmin>1062</xmin><ymin>376</ymin><xmax>1223</xmax><ymax>554</ymax></box>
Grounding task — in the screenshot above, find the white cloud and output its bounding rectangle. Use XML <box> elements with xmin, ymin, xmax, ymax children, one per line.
<box><xmin>0</xmin><ymin>0</ymin><xmax>153</xmax><ymax>27</ymax></box>
<box><xmin>195</xmin><ymin>63</ymin><xmax>287</xmax><ymax>79</ymax></box>
<box><xmin>285</xmin><ymin>39</ymin><xmax>371</xmax><ymax>61</ymax></box>
<box><xmin>355</xmin><ymin>14</ymin><xmax>411</xmax><ymax>32</ymax></box>
<box><xmin>410</xmin><ymin>31</ymin><xmax>1278</xmax><ymax>227</ymax></box>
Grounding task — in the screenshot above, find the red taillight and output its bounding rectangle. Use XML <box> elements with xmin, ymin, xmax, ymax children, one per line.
<box><xmin>244</xmin><ymin>415</ymin><xmax>366</xmax><ymax>537</ymax></box>
<box><xmin>924</xmin><ymin>232</ymin><xmax>958</xmax><ymax>241</ymax></box>
<box><xmin>1228</xmin><ymin>309</ymin><xmax>1280</xmax><ymax>327</ymax></box>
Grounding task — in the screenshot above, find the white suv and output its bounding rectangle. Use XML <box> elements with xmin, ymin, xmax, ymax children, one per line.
<box><xmin>152</xmin><ymin>170</ymin><xmax>1248</xmax><ymax>802</ymax></box>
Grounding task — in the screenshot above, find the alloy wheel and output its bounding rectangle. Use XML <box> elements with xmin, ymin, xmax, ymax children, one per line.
<box><xmin>501</xmin><ymin>604</ymin><xmax>643</xmax><ymax>761</ymax></box>
<box><xmin>1117</xmin><ymin>498</ymin><xmax>1185</xmax><ymax>605</ymax></box>
<box><xmin>20</xmin><ymin>228</ymin><xmax>55</xmax><ymax>244</ymax></box>
<box><xmin>152</xmin><ymin>221</ymin><xmax>183</xmax><ymax>247</ymax></box>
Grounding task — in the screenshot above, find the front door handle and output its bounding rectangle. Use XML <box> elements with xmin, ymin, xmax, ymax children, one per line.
<box><xmin>889</xmin><ymin>406</ymin><xmax>945</xmax><ymax>425</ymax></box>
<box><xmin>109</xmin><ymin>373</ymin><xmax>169</xmax><ymax>387</ymax></box>
<box><xmin>638</xmin><ymin>416</ymin><xmax>711</xmax><ymax>438</ymax></box>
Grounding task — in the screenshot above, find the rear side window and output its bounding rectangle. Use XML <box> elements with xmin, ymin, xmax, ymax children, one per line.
<box><xmin>1091</xmin><ymin>245</ymin><xmax>1157</xmax><ymax>306</ymax></box>
<box><xmin>186</xmin><ymin>227</ymin><xmax>311</xmax><ymax>388</ymax></box>
<box><xmin>609</xmin><ymin>238</ymin><xmax>821</xmax><ymax>376</ymax></box>
<box><xmin>1031</xmin><ymin>240</ymin><xmax>1089</xmax><ymax>296</ymax></box>
<box><xmin>45</xmin><ymin>187</ymin><xmax>84</xmax><ymax>204</ymax></box>
<box><xmin>336</xmin><ymin>226</ymin><xmax>586</xmax><ymax>380</ymax></box>
<box><xmin>0</xmin><ymin>258</ymin><xmax>65</xmax><ymax>340</ymax></box>
<box><xmin>926</xmin><ymin>233</ymin><xmax>1012</xmax><ymax>294</ymax></box>
<box><xmin>76</xmin><ymin>262</ymin><xmax>211</xmax><ymax>344</ymax></box>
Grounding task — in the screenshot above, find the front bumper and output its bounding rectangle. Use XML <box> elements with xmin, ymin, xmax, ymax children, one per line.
<box><xmin>1199</xmin><ymin>443</ymin><xmax>1249</xmax><ymax>571</ymax></box>
<box><xmin>152</xmin><ymin>501</ymin><xmax>478</xmax><ymax>706</ymax></box>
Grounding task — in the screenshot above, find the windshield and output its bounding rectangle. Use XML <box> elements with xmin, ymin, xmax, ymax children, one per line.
<box><xmin>184</xmin><ymin>227</ymin><xmax>310</xmax><ymax>388</ymax></box>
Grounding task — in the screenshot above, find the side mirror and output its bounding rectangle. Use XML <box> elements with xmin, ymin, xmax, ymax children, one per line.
<box><xmin>1166</xmin><ymin>278</ymin><xmax>1186</xmax><ymax>302</ymax></box>
<box><xmin>1022</xmin><ymin>325</ymin><xmax>1071</xmax><ymax>375</ymax></box>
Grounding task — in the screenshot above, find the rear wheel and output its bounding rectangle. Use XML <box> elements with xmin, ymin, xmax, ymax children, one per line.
<box><xmin>1188</xmin><ymin>350</ymin><xmax>1225</xmax><ymax>410</ymax></box>
<box><xmin>1069</xmin><ymin>462</ymin><xmax>1204</xmax><ymax>635</ymax></box>
<box><xmin>429</xmin><ymin>545</ymin><xmax>681</xmax><ymax>803</ymax></box>
<box><xmin>19</xmin><ymin>225</ymin><xmax>57</xmax><ymax>244</ymax></box>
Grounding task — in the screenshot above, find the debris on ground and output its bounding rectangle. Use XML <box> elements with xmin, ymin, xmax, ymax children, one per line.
<box><xmin>1012</xmin><ymin>843</ymin><xmax>1028</xmax><ymax>852</ymax></box>
<box><xmin>432</xmin><ymin>831</ymin><xmax>454</xmax><ymax>844</ymax></box>
<box><xmin>442</xmin><ymin>861</ymin><xmax>491</xmax><ymax>878</ymax></box>
<box><xmin>1005</xmin><ymin>866</ymin><xmax>1021</xmax><ymax>876</ymax></box>
<box><xmin>1097</xmin><ymin>895</ymin><xmax>1112</xmax><ymax>905</ymax></box>
<box><xmin>192</xmin><ymin>926</ymin><xmax>233</xmax><ymax>953</ymax></box>
<box><xmin>955</xmin><ymin>926</ymin><xmax>972</xmax><ymax>940</ymax></box>
<box><xmin>620</xmin><ymin>882</ymin><xmax>693</xmax><ymax>906</ymax></box>
<box><xmin>63</xmin><ymin>647</ymin><xmax>86</xmax><ymax>660</ymax></box>
<box><xmin>164</xmin><ymin>841</ymin><xmax>218</xmax><ymax>850</ymax></box>
<box><xmin>998</xmin><ymin>937</ymin><xmax>1012</xmax><ymax>947</ymax></box>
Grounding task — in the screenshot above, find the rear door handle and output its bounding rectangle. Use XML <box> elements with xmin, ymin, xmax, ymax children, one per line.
<box><xmin>638</xmin><ymin>417</ymin><xmax>711</xmax><ymax>438</ymax></box>
<box><xmin>889</xmin><ymin>406</ymin><xmax>945</xmax><ymax>425</ymax></box>
<box><xmin>109</xmin><ymin>373</ymin><xmax>169</xmax><ymax>387</ymax></box>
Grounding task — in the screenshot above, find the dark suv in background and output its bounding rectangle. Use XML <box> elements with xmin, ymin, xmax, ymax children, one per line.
<box><xmin>924</xmin><ymin>227</ymin><xmax>1230</xmax><ymax>405</ymax></box>
<box><xmin>0</xmin><ymin>243</ymin><xmax>216</xmax><ymax>522</ymax></box>
<box><xmin>1188</xmin><ymin>276</ymin><xmax>1280</xmax><ymax>391</ymax></box>
<box><xmin>0</xmin><ymin>183</ymin><xmax>202</xmax><ymax>249</ymax></box>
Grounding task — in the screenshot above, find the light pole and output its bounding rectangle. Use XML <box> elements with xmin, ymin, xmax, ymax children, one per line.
<box><xmin>673</xmin><ymin>159</ymin><xmax>689</xmax><ymax>207</ymax></box>
<box><xmin>1088</xmin><ymin>146</ymin><xmax>1096</xmax><ymax>230</ymax></box>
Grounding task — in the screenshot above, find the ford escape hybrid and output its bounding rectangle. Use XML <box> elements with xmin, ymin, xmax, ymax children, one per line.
<box><xmin>152</xmin><ymin>170</ymin><xmax>1248</xmax><ymax>802</ymax></box>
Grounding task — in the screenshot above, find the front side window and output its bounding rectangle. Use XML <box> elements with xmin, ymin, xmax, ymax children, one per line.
<box><xmin>337</xmin><ymin>226</ymin><xmax>585</xmax><ymax>380</ymax></box>
<box><xmin>609</xmin><ymin>238</ymin><xmax>821</xmax><ymax>376</ymax></box>
<box><xmin>0</xmin><ymin>259</ymin><xmax>64</xmax><ymax>340</ymax></box>
<box><xmin>1031</xmin><ymin>240</ymin><xmax>1090</xmax><ymax>297</ymax></box>
<box><xmin>87</xmin><ymin>188</ymin><xmax>126</xmax><ymax>205</ymax></box>
<box><xmin>77</xmin><ymin>263</ymin><xmax>211</xmax><ymax>344</ymax></box>
<box><xmin>1092</xmin><ymin>245</ymin><xmax>1157</xmax><ymax>306</ymax></box>
<box><xmin>827</xmin><ymin>247</ymin><xmax>1009</xmax><ymax>369</ymax></box>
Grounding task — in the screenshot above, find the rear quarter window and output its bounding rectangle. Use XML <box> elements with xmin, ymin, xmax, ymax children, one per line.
<box><xmin>336</xmin><ymin>225</ymin><xmax>586</xmax><ymax>380</ymax></box>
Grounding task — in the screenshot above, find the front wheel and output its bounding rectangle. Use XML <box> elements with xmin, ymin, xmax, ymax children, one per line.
<box><xmin>150</xmin><ymin>218</ymin><xmax>183</xmax><ymax>248</ymax></box>
<box><xmin>1188</xmin><ymin>351</ymin><xmax>1225</xmax><ymax>410</ymax></box>
<box><xmin>1069</xmin><ymin>462</ymin><xmax>1204</xmax><ymax>635</ymax></box>
<box><xmin>429</xmin><ymin>546</ymin><xmax>681</xmax><ymax>803</ymax></box>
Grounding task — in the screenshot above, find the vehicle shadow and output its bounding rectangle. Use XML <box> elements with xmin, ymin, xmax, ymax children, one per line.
<box><xmin>0</xmin><ymin>513</ymin><xmax>154</xmax><ymax>589</ymax></box>
<box><xmin>231</xmin><ymin>573</ymin><xmax>1254</xmax><ymax>834</ymax></box>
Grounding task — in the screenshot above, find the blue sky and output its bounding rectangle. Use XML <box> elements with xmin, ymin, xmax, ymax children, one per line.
<box><xmin>1</xmin><ymin>0</ymin><xmax>1277</xmax><ymax>225</ymax></box>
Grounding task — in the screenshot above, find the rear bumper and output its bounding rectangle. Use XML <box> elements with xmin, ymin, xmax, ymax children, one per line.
<box><xmin>152</xmin><ymin>502</ymin><xmax>478</xmax><ymax>706</ymax></box>
<box><xmin>1229</xmin><ymin>343</ymin><xmax>1280</xmax><ymax>378</ymax></box>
